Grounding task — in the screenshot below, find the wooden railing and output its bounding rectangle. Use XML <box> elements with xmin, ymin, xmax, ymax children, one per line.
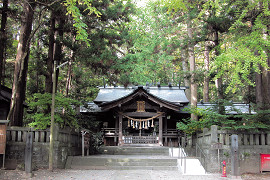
<box><xmin>123</xmin><ymin>136</ymin><xmax>158</xmax><ymax>144</ymax></box>
<box><xmin>102</xmin><ymin>128</ymin><xmax>181</xmax><ymax>138</ymax></box>
<box><xmin>163</xmin><ymin>129</ymin><xmax>182</xmax><ymax>137</ymax></box>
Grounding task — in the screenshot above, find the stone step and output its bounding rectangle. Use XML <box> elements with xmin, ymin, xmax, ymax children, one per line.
<box><xmin>100</xmin><ymin>146</ymin><xmax>170</xmax><ymax>155</ymax></box>
<box><xmin>107</xmin><ymin>161</ymin><xmax>177</xmax><ymax>166</ymax></box>
<box><xmin>110</xmin><ymin>166</ymin><xmax>178</xmax><ymax>170</ymax></box>
<box><xmin>70</xmin><ymin>165</ymin><xmax>178</xmax><ymax>171</ymax></box>
<box><xmin>66</xmin><ymin>156</ymin><xmax>178</xmax><ymax>170</ymax></box>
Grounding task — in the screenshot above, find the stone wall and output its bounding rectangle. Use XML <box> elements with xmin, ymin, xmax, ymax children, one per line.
<box><xmin>186</xmin><ymin>125</ymin><xmax>270</xmax><ymax>174</ymax></box>
<box><xmin>5</xmin><ymin>126</ymin><xmax>82</xmax><ymax>169</ymax></box>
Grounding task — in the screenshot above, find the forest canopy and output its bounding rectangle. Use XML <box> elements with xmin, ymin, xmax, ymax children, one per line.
<box><xmin>0</xmin><ymin>0</ymin><xmax>270</xmax><ymax>131</ymax></box>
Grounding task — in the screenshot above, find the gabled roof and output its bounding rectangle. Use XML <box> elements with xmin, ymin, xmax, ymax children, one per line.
<box><xmin>0</xmin><ymin>85</ymin><xmax>27</xmax><ymax>107</ymax></box>
<box><xmin>0</xmin><ymin>85</ymin><xmax>12</xmax><ymax>103</ymax></box>
<box><xmin>94</xmin><ymin>86</ymin><xmax>189</xmax><ymax>104</ymax></box>
<box><xmin>94</xmin><ymin>86</ymin><xmax>189</xmax><ymax>111</ymax></box>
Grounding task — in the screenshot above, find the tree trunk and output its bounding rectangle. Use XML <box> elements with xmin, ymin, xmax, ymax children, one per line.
<box><xmin>182</xmin><ymin>50</ymin><xmax>190</xmax><ymax>101</ymax></box>
<box><xmin>255</xmin><ymin>67</ymin><xmax>263</xmax><ymax>107</ymax></box>
<box><xmin>8</xmin><ymin>0</ymin><xmax>36</xmax><ymax>126</ymax></box>
<box><xmin>45</xmin><ymin>12</ymin><xmax>55</xmax><ymax>93</ymax></box>
<box><xmin>54</xmin><ymin>11</ymin><xmax>65</xmax><ymax>90</ymax></box>
<box><xmin>265</xmin><ymin>23</ymin><xmax>270</xmax><ymax>109</ymax></box>
<box><xmin>203</xmin><ymin>42</ymin><xmax>210</xmax><ymax>102</ymax></box>
<box><xmin>187</xmin><ymin>20</ymin><xmax>198</xmax><ymax>121</ymax></box>
<box><xmin>213</xmin><ymin>30</ymin><xmax>225</xmax><ymax>114</ymax></box>
<box><xmin>65</xmin><ymin>51</ymin><xmax>74</xmax><ymax>97</ymax></box>
<box><xmin>0</xmin><ymin>0</ymin><xmax>8</xmax><ymax>88</ymax></box>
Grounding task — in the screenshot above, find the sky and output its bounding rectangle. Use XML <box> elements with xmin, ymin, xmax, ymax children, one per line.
<box><xmin>134</xmin><ymin>0</ymin><xmax>149</xmax><ymax>7</ymax></box>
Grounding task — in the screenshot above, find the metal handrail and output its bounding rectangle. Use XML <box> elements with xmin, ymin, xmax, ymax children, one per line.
<box><xmin>196</xmin><ymin>143</ymin><xmax>207</xmax><ymax>171</ymax></box>
<box><xmin>178</xmin><ymin>143</ymin><xmax>187</xmax><ymax>174</ymax></box>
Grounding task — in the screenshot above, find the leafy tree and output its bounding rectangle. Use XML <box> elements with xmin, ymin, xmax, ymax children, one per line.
<box><xmin>26</xmin><ymin>93</ymin><xmax>81</xmax><ymax>129</ymax></box>
<box><xmin>212</xmin><ymin>0</ymin><xmax>270</xmax><ymax>109</ymax></box>
<box><xmin>177</xmin><ymin>106</ymin><xmax>270</xmax><ymax>135</ymax></box>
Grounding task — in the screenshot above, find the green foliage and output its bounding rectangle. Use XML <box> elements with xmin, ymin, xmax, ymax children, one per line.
<box><xmin>211</xmin><ymin>0</ymin><xmax>270</xmax><ymax>94</ymax></box>
<box><xmin>91</xmin><ymin>132</ymin><xmax>104</xmax><ymax>153</ymax></box>
<box><xmin>117</xmin><ymin>0</ymin><xmax>184</xmax><ymax>85</ymax></box>
<box><xmin>64</xmin><ymin>0</ymin><xmax>101</xmax><ymax>45</ymax></box>
<box><xmin>177</xmin><ymin>106</ymin><xmax>270</xmax><ymax>135</ymax></box>
<box><xmin>25</xmin><ymin>93</ymin><xmax>81</xmax><ymax>129</ymax></box>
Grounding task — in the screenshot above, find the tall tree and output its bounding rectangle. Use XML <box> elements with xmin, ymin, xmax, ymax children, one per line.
<box><xmin>163</xmin><ymin>0</ymin><xmax>200</xmax><ymax>120</ymax></box>
<box><xmin>8</xmin><ymin>0</ymin><xmax>36</xmax><ymax>126</ymax></box>
<box><xmin>203</xmin><ymin>42</ymin><xmax>210</xmax><ymax>102</ymax></box>
<box><xmin>0</xmin><ymin>0</ymin><xmax>8</xmax><ymax>87</ymax></box>
<box><xmin>213</xmin><ymin>0</ymin><xmax>270</xmax><ymax>109</ymax></box>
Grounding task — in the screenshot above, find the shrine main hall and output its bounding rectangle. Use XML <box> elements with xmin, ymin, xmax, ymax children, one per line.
<box><xmin>87</xmin><ymin>85</ymin><xmax>190</xmax><ymax>146</ymax></box>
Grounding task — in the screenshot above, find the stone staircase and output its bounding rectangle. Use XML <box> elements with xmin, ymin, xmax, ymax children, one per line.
<box><xmin>100</xmin><ymin>146</ymin><xmax>170</xmax><ymax>155</ymax></box>
<box><xmin>65</xmin><ymin>146</ymin><xmax>178</xmax><ymax>170</ymax></box>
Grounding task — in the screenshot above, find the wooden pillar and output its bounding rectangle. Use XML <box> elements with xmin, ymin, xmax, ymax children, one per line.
<box><xmin>159</xmin><ymin>115</ymin><xmax>163</xmax><ymax>146</ymax></box>
<box><xmin>164</xmin><ymin>116</ymin><xmax>168</xmax><ymax>146</ymax></box>
<box><xmin>118</xmin><ymin>114</ymin><xmax>123</xmax><ymax>146</ymax></box>
<box><xmin>114</xmin><ymin>116</ymin><xmax>119</xmax><ymax>146</ymax></box>
<box><xmin>164</xmin><ymin>116</ymin><xmax>168</xmax><ymax>133</ymax></box>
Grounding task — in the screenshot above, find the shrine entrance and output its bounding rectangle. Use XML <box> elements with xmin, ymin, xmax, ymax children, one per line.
<box><xmin>94</xmin><ymin>86</ymin><xmax>189</xmax><ymax>146</ymax></box>
<box><xmin>120</xmin><ymin>112</ymin><xmax>163</xmax><ymax>145</ymax></box>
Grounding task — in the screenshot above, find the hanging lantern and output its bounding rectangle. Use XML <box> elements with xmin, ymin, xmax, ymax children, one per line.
<box><xmin>151</xmin><ymin>119</ymin><xmax>154</xmax><ymax>127</ymax></box>
<box><xmin>136</xmin><ymin>121</ymin><xmax>138</xmax><ymax>129</ymax></box>
<box><xmin>139</xmin><ymin>121</ymin><xmax>142</xmax><ymax>129</ymax></box>
<box><xmin>133</xmin><ymin>120</ymin><xmax>135</xmax><ymax>128</ymax></box>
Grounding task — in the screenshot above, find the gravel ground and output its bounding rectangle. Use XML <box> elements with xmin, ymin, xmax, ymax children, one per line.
<box><xmin>2</xmin><ymin>169</ymin><xmax>270</xmax><ymax>180</ymax></box>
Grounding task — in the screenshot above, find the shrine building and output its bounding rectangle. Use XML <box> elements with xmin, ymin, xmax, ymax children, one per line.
<box><xmin>91</xmin><ymin>85</ymin><xmax>190</xmax><ymax>146</ymax></box>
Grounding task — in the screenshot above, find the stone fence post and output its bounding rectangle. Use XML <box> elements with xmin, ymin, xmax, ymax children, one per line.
<box><xmin>211</xmin><ymin>125</ymin><xmax>218</xmax><ymax>144</ymax></box>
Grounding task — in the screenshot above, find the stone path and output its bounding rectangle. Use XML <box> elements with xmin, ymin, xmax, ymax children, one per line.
<box><xmin>2</xmin><ymin>169</ymin><xmax>270</xmax><ymax>180</ymax></box>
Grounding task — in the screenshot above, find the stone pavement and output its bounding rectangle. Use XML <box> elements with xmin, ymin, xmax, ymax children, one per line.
<box><xmin>2</xmin><ymin>169</ymin><xmax>270</xmax><ymax>180</ymax></box>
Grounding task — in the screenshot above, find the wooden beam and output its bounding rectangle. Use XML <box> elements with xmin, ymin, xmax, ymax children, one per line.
<box><xmin>123</xmin><ymin>112</ymin><xmax>159</xmax><ymax>117</ymax></box>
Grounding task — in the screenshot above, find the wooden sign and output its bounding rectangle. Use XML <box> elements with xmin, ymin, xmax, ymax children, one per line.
<box><xmin>137</xmin><ymin>101</ymin><xmax>145</xmax><ymax>112</ymax></box>
<box><xmin>84</xmin><ymin>133</ymin><xmax>90</xmax><ymax>149</ymax></box>
<box><xmin>211</xmin><ymin>142</ymin><xmax>223</xmax><ymax>149</ymax></box>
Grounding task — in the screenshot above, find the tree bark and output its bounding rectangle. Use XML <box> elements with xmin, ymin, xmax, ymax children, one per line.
<box><xmin>0</xmin><ymin>0</ymin><xmax>8</xmax><ymax>88</ymax></box>
<box><xmin>213</xmin><ymin>30</ymin><xmax>225</xmax><ymax>114</ymax></box>
<box><xmin>255</xmin><ymin>67</ymin><xmax>263</xmax><ymax>107</ymax></box>
<box><xmin>8</xmin><ymin>0</ymin><xmax>36</xmax><ymax>126</ymax></box>
<box><xmin>187</xmin><ymin>20</ymin><xmax>198</xmax><ymax>121</ymax></box>
<box><xmin>54</xmin><ymin>11</ymin><xmax>65</xmax><ymax>90</ymax></box>
<box><xmin>65</xmin><ymin>51</ymin><xmax>74</xmax><ymax>97</ymax></box>
<box><xmin>182</xmin><ymin>51</ymin><xmax>190</xmax><ymax>100</ymax></box>
<box><xmin>203</xmin><ymin>42</ymin><xmax>210</xmax><ymax>102</ymax></box>
<box><xmin>45</xmin><ymin>12</ymin><xmax>55</xmax><ymax>93</ymax></box>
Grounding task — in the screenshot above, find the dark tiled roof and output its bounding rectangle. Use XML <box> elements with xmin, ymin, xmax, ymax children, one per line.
<box><xmin>197</xmin><ymin>103</ymin><xmax>255</xmax><ymax>114</ymax></box>
<box><xmin>94</xmin><ymin>86</ymin><xmax>189</xmax><ymax>104</ymax></box>
<box><xmin>80</xmin><ymin>102</ymin><xmax>102</xmax><ymax>113</ymax></box>
<box><xmin>0</xmin><ymin>85</ymin><xmax>12</xmax><ymax>102</ymax></box>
